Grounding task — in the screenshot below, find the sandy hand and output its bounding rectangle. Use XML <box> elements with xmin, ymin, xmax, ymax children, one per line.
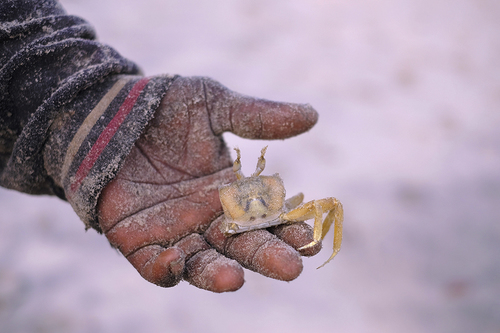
<box><xmin>97</xmin><ymin>76</ymin><xmax>320</xmax><ymax>292</ymax></box>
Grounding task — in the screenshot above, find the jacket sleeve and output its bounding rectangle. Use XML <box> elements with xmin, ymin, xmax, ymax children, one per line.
<box><xmin>0</xmin><ymin>0</ymin><xmax>177</xmax><ymax>231</ymax></box>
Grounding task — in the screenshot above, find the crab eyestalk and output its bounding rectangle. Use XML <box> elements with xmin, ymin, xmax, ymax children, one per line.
<box><xmin>233</xmin><ymin>147</ymin><xmax>244</xmax><ymax>180</ymax></box>
<box><xmin>251</xmin><ymin>146</ymin><xmax>268</xmax><ymax>177</ymax></box>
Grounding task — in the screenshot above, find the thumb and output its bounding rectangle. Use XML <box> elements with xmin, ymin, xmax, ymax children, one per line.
<box><xmin>203</xmin><ymin>77</ymin><xmax>318</xmax><ymax>139</ymax></box>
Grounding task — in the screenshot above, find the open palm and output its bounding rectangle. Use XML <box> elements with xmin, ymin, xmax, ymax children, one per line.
<box><xmin>97</xmin><ymin>76</ymin><xmax>320</xmax><ymax>292</ymax></box>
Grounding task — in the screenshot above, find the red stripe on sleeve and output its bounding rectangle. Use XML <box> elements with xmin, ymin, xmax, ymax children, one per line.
<box><xmin>70</xmin><ymin>77</ymin><xmax>150</xmax><ymax>193</ymax></box>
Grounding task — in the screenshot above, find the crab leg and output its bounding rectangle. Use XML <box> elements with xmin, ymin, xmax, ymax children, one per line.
<box><xmin>316</xmin><ymin>198</ymin><xmax>343</xmax><ymax>268</ymax></box>
<box><xmin>283</xmin><ymin>197</ymin><xmax>343</xmax><ymax>268</ymax></box>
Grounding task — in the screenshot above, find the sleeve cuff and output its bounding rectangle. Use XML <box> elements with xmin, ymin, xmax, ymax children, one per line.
<box><xmin>49</xmin><ymin>74</ymin><xmax>178</xmax><ymax>231</ymax></box>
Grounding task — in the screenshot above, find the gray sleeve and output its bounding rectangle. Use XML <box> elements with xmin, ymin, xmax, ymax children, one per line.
<box><xmin>0</xmin><ymin>0</ymin><xmax>177</xmax><ymax>231</ymax></box>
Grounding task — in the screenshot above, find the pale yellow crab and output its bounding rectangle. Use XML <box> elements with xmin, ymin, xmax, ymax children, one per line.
<box><xmin>219</xmin><ymin>146</ymin><xmax>343</xmax><ymax>268</ymax></box>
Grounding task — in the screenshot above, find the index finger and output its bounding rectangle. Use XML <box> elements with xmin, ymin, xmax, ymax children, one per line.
<box><xmin>204</xmin><ymin>215</ymin><xmax>304</xmax><ymax>281</ymax></box>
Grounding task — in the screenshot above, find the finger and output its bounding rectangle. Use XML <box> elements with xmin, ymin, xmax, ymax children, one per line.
<box><xmin>184</xmin><ymin>249</ymin><xmax>244</xmax><ymax>293</ymax></box>
<box><xmin>175</xmin><ymin>233</ymin><xmax>212</xmax><ymax>259</ymax></box>
<box><xmin>125</xmin><ymin>234</ymin><xmax>213</xmax><ymax>288</ymax></box>
<box><xmin>205</xmin><ymin>216</ymin><xmax>303</xmax><ymax>281</ymax></box>
<box><xmin>202</xmin><ymin>77</ymin><xmax>319</xmax><ymax>139</ymax></box>
<box><xmin>269</xmin><ymin>222</ymin><xmax>322</xmax><ymax>257</ymax></box>
<box><xmin>126</xmin><ymin>245</ymin><xmax>186</xmax><ymax>287</ymax></box>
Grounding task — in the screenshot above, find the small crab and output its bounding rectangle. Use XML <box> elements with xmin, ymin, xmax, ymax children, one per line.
<box><xmin>219</xmin><ymin>146</ymin><xmax>343</xmax><ymax>268</ymax></box>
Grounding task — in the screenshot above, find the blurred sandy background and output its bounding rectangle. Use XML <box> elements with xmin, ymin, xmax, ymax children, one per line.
<box><xmin>1</xmin><ymin>0</ymin><xmax>499</xmax><ymax>332</ymax></box>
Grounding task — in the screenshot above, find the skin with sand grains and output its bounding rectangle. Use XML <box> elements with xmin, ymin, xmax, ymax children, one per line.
<box><xmin>97</xmin><ymin>76</ymin><xmax>321</xmax><ymax>292</ymax></box>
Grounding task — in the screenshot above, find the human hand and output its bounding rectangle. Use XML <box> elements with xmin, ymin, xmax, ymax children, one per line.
<box><xmin>97</xmin><ymin>76</ymin><xmax>320</xmax><ymax>292</ymax></box>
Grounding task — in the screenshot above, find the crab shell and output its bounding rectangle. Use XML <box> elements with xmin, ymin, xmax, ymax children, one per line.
<box><xmin>219</xmin><ymin>173</ymin><xmax>288</xmax><ymax>234</ymax></box>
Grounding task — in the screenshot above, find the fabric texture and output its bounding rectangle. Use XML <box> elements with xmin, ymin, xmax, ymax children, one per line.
<box><xmin>0</xmin><ymin>0</ymin><xmax>177</xmax><ymax>231</ymax></box>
